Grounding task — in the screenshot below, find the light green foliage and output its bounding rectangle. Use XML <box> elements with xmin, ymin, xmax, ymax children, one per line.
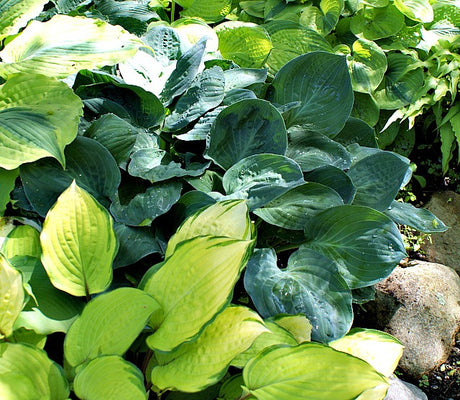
<box><xmin>0</xmin><ymin>0</ymin><xmax>48</xmax><ymax>40</ymax></box>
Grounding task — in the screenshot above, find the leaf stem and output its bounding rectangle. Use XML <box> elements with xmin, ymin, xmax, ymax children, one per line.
<box><xmin>171</xmin><ymin>0</ymin><xmax>176</xmax><ymax>23</ymax></box>
<box><xmin>142</xmin><ymin>348</ymin><xmax>153</xmax><ymax>376</ymax></box>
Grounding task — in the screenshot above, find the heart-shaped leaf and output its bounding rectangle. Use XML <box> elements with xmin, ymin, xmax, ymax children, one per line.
<box><xmin>350</xmin><ymin>5</ymin><xmax>405</xmax><ymax>40</ymax></box>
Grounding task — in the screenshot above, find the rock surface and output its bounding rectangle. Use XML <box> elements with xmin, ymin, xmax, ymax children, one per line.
<box><xmin>421</xmin><ymin>191</ymin><xmax>460</xmax><ymax>274</ymax></box>
<box><xmin>359</xmin><ymin>261</ymin><xmax>460</xmax><ymax>378</ymax></box>
<box><xmin>384</xmin><ymin>376</ymin><xmax>427</xmax><ymax>400</ymax></box>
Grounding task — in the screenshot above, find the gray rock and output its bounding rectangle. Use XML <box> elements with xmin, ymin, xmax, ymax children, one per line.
<box><xmin>421</xmin><ymin>191</ymin><xmax>460</xmax><ymax>274</ymax></box>
<box><xmin>384</xmin><ymin>376</ymin><xmax>427</xmax><ymax>400</ymax></box>
<box><xmin>361</xmin><ymin>261</ymin><xmax>460</xmax><ymax>378</ymax></box>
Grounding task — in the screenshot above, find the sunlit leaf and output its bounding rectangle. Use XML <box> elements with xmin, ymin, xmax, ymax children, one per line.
<box><xmin>394</xmin><ymin>0</ymin><xmax>433</xmax><ymax>23</ymax></box>
<box><xmin>0</xmin><ymin>0</ymin><xmax>48</xmax><ymax>40</ymax></box>
<box><xmin>1</xmin><ymin>225</ymin><xmax>40</xmax><ymax>260</ymax></box>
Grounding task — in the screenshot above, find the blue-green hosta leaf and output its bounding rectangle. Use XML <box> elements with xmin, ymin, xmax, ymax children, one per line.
<box><xmin>74</xmin><ymin>356</ymin><xmax>147</xmax><ymax>400</ymax></box>
<box><xmin>223</xmin><ymin>68</ymin><xmax>268</xmax><ymax>91</ymax></box>
<box><xmin>181</xmin><ymin>0</ymin><xmax>232</xmax><ymax>22</ymax></box>
<box><xmin>348</xmin><ymin>39</ymin><xmax>387</xmax><ymax>94</ymax></box>
<box><xmin>394</xmin><ymin>0</ymin><xmax>433</xmax><ymax>22</ymax></box>
<box><xmin>242</xmin><ymin>343</ymin><xmax>388</xmax><ymax>400</ymax></box>
<box><xmin>0</xmin><ymin>168</ymin><xmax>18</xmax><ymax>216</ymax></box>
<box><xmin>244</xmin><ymin>248</ymin><xmax>353</xmax><ymax>342</ymax></box>
<box><xmin>384</xmin><ymin>200</ymin><xmax>448</xmax><ymax>233</ymax></box>
<box><xmin>1</xmin><ymin>225</ymin><xmax>40</xmax><ymax>260</ymax></box>
<box><xmin>142</xmin><ymin>25</ymin><xmax>181</xmax><ymax>64</ymax></box>
<box><xmin>0</xmin><ymin>343</ymin><xmax>69</xmax><ymax>400</ymax></box>
<box><xmin>269</xmin><ymin>52</ymin><xmax>353</xmax><ymax>136</ymax></box>
<box><xmin>151</xmin><ymin>306</ymin><xmax>267</xmax><ymax>392</ymax></box>
<box><xmin>55</xmin><ymin>0</ymin><xmax>91</xmax><ymax>13</ymax></box>
<box><xmin>110</xmin><ymin>181</ymin><xmax>182</xmax><ymax>226</ymax></box>
<box><xmin>143</xmin><ymin>236</ymin><xmax>254</xmax><ymax>352</ymax></box>
<box><xmin>351</xmin><ymin>92</ymin><xmax>380</xmax><ymax>127</ymax></box>
<box><xmin>348</xmin><ymin>151</ymin><xmax>409</xmax><ymax>211</ymax></box>
<box><xmin>264</xmin><ymin>21</ymin><xmax>333</xmax><ymax>74</ymax></box>
<box><xmin>0</xmin><ymin>0</ymin><xmax>48</xmax><ymax>41</ymax></box>
<box><xmin>223</xmin><ymin>154</ymin><xmax>304</xmax><ymax>210</ymax></box>
<box><xmin>304</xmin><ymin>166</ymin><xmax>356</xmax><ymax>204</ymax></box>
<box><xmin>20</xmin><ymin>136</ymin><xmax>121</xmax><ymax>217</ymax></box>
<box><xmin>0</xmin><ymin>15</ymin><xmax>142</xmax><ymax>79</ymax></box>
<box><xmin>40</xmin><ymin>181</ymin><xmax>118</xmax><ymax>297</ymax></box>
<box><xmin>164</xmin><ymin>66</ymin><xmax>225</xmax><ymax>131</ymax></box>
<box><xmin>215</xmin><ymin>22</ymin><xmax>273</xmax><ymax>68</ymax></box>
<box><xmin>64</xmin><ymin>287</ymin><xmax>161</xmax><ymax>369</ymax></box>
<box><xmin>175</xmin><ymin>106</ymin><xmax>225</xmax><ymax>141</ymax></box>
<box><xmin>333</xmin><ymin>117</ymin><xmax>377</xmax><ymax>148</ymax></box>
<box><xmin>286</xmin><ymin>128</ymin><xmax>352</xmax><ymax>171</ymax></box>
<box><xmin>330</xmin><ymin>328</ymin><xmax>403</xmax><ymax>377</ymax></box>
<box><xmin>206</xmin><ymin>99</ymin><xmax>287</xmax><ymax>170</ymax></box>
<box><xmin>0</xmin><ymin>255</ymin><xmax>24</xmax><ymax>339</ymax></box>
<box><xmin>0</xmin><ymin>74</ymin><xmax>83</xmax><ymax>170</ymax></box>
<box><xmin>254</xmin><ymin>183</ymin><xmax>344</xmax><ymax>230</ymax></box>
<box><xmin>350</xmin><ymin>5</ymin><xmax>405</xmax><ymax>40</ymax></box>
<box><xmin>302</xmin><ymin>205</ymin><xmax>406</xmax><ymax>288</ymax></box>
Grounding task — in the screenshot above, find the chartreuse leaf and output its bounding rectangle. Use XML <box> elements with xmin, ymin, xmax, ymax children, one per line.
<box><xmin>271</xmin><ymin>314</ymin><xmax>312</xmax><ymax>343</ymax></box>
<box><xmin>0</xmin><ymin>15</ymin><xmax>142</xmax><ymax>79</ymax></box>
<box><xmin>0</xmin><ymin>74</ymin><xmax>83</xmax><ymax>170</ymax></box>
<box><xmin>0</xmin><ymin>0</ymin><xmax>48</xmax><ymax>40</ymax></box>
<box><xmin>350</xmin><ymin>5</ymin><xmax>405</xmax><ymax>40</ymax></box>
<box><xmin>0</xmin><ymin>342</ymin><xmax>69</xmax><ymax>400</ymax></box>
<box><xmin>215</xmin><ymin>22</ymin><xmax>273</xmax><ymax>68</ymax></box>
<box><xmin>394</xmin><ymin>0</ymin><xmax>433</xmax><ymax>23</ymax></box>
<box><xmin>0</xmin><ymin>255</ymin><xmax>24</xmax><ymax>339</ymax></box>
<box><xmin>254</xmin><ymin>183</ymin><xmax>344</xmax><ymax>230</ymax></box>
<box><xmin>40</xmin><ymin>181</ymin><xmax>118</xmax><ymax>297</ymax></box>
<box><xmin>269</xmin><ymin>52</ymin><xmax>353</xmax><ymax>136</ymax></box>
<box><xmin>302</xmin><ymin>205</ymin><xmax>406</xmax><ymax>289</ymax></box>
<box><xmin>64</xmin><ymin>288</ymin><xmax>160</xmax><ymax>369</ymax></box>
<box><xmin>0</xmin><ymin>168</ymin><xmax>18</xmax><ymax>216</ymax></box>
<box><xmin>151</xmin><ymin>306</ymin><xmax>268</xmax><ymax>392</ymax></box>
<box><xmin>244</xmin><ymin>248</ymin><xmax>353</xmax><ymax>342</ymax></box>
<box><xmin>219</xmin><ymin>375</ymin><xmax>245</xmax><ymax>400</ymax></box>
<box><xmin>1</xmin><ymin>225</ymin><xmax>40</xmax><ymax>260</ymax></box>
<box><xmin>74</xmin><ymin>356</ymin><xmax>147</xmax><ymax>400</ymax></box>
<box><xmin>166</xmin><ymin>200</ymin><xmax>252</xmax><ymax>257</ymax></box>
<box><xmin>242</xmin><ymin>343</ymin><xmax>388</xmax><ymax>400</ymax></box>
<box><xmin>143</xmin><ymin>236</ymin><xmax>255</xmax><ymax>352</ymax></box>
<box><xmin>330</xmin><ymin>328</ymin><xmax>403</xmax><ymax>377</ymax></box>
<box><xmin>181</xmin><ymin>0</ymin><xmax>232</xmax><ymax>22</ymax></box>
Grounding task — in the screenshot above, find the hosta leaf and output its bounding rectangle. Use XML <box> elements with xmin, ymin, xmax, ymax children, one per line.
<box><xmin>350</xmin><ymin>5</ymin><xmax>405</xmax><ymax>40</ymax></box>
<box><xmin>206</xmin><ymin>99</ymin><xmax>287</xmax><ymax>170</ymax></box>
<box><xmin>348</xmin><ymin>39</ymin><xmax>387</xmax><ymax>94</ymax></box>
<box><xmin>175</xmin><ymin>106</ymin><xmax>225</xmax><ymax>141</ymax></box>
<box><xmin>216</xmin><ymin>22</ymin><xmax>273</xmax><ymax>68</ymax></box>
<box><xmin>151</xmin><ymin>306</ymin><xmax>267</xmax><ymax>392</ymax></box>
<box><xmin>253</xmin><ymin>183</ymin><xmax>344</xmax><ymax>230</ymax></box>
<box><xmin>0</xmin><ymin>343</ymin><xmax>69</xmax><ymax>400</ymax></box>
<box><xmin>330</xmin><ymin>328</ymin><xmax>403</xmax><ymax>377</ymax></box>
<box><xmin>351</xmin><ymin>93</ymin><xmax>380</xmax><ymax>127</ymax></box>
<box><xmin>271</xmin><ymin>314</ymin><xmax>312</xmax><ymax>343</ymax></box>
<box><xmin>0</xmin><ymin>168</ymin><xmax>18</xmax><ymax>216</ymax></box>
<box><xmin>223</xmin><ymin>68</ymin><xmax>268</xmax><ymax>91</ymax></box>
<box><xmin>166</xmin><ymin>200</ymin><xmax>252</xmax><ymax>257</ymax></box>
<box><xmin>1</xmin><ymin>225</ymin><xmax>40</xmax><ymax>260</ymax></box>
<box><xmin>302</xmin><ymin>205</ymin><xmax>406</xmax><ymax>288</ymax></box>
<box><xmin>40</xmin><ymin>181</ymin><xmax>118</xmax><ymax>297</ymax></box>
<box><xmin>64</xmin><ymin>288</ymin><xmax>161</xmax><ymax>368</ymax></box>
<box><xmin>143</xmin><ymin>236</ymin><xmax>254</xmax><ymax>352</ymax></box>
<box><xmin>244</xmin><ymin>248</ymin><xmax>353</xmax><ymax>342</ymax></box>
<box><xmin>269</xmin><ymin>52</ymin><xmax>353</xmax><ymax>136</ymax></box>
<box><xmin>0</xmin><ymin>15</ymin><xmax>142</xmax><ymax>79</ymax></box>
<box><xmin>74</xmin><ymin>356</ymin><xmax>147</xmax><ymax>400</ymax></box>
<box><xmin>394</xmin><ymin>0</ymin><xmax>433</xmax><ymax>23</ymax></box>
<box><xmin>0</xmin><ymin>74</ymin><xmax>83</xmax><ymax>170</ymax></box>
<box><xmin>181</xmin><ymin>0</ymin><xmax>232</xmax><ymax>23</ymax></box>
<box><xmin>223</xmin><ymin>154</ymin><xmax>305</xmax><ymax>210</ymax></box>
<box><xmin>20</xmin><ymin>136</ymin><xmax>121</xmax><ymax>216</ymax></box>
<box><xmin>0</xmin><ymin>0</ymin><xmax>47</xmax><ymax>41</ymax></box>
<box><xmin>0</xmin><ymin>255</ymin><xmax>24</xmax><ymax>339</ymax></box>
<box><xmin>348</xmin><ymin>151</ymin><xmax>409</xmax><ymax>211</ymax></box>
<box><xmin>334</xmin><ymin>117</ymin><xmax>377</xmax><ymax>148</ymax></box>
<box><xmin>242</xmin><ymin>343</ymin><xmax>388</xmax><ymax>400</ymax></box>
<box><xmin>384</xmin><ymin>200</ymin><xmax>448</xmax><ymax>233</ymax></box>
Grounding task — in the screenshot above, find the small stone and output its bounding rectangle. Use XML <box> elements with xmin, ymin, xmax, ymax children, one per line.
<box><xmin>384</xmin><ymin>376</ymin><xmax>427</xmax><ymax>400</ymax></box>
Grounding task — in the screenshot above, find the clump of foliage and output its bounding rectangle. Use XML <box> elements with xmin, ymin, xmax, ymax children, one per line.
<box><xmin>0</xmin><ymin>0</ymin><xmax>451</xmax><ymax>399</ymax></box>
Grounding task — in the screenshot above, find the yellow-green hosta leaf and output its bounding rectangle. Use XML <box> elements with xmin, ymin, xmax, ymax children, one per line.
<box><xmin>0</xmin><ymin>342</ymin><xmax>69</xmax><ymax>400</ymax></box>
<box><xmin>1</xmin><ymin>225</ymin><xmax>41</xmax><ymax>260</ymax></box>
<box><xmin>74</xmin><ymin>356</ymin><xmax>147</xmax><ymax>400</ymax></box>
<box><xmin>0</xmin><ymin>168</ymin><xmax>18</xmax><ymax>216</ymax></box>
<box><xmin>0</xmin><ymin>254</ymin><xmax>24</xmax><ymax>339</ymax></box>
<box><xmin>329</xmin><ymin>328</ymin><xmax>404</xmax><ymax>377</ymax></box>
<box><xmin>0</xmin><ymin>15</ymin><xmax>143</xmax><ymax>79</ymax></box>
<box><xmin>64</xmin><ymin>287</ymin><xmax>161</xmax><ymax>368</ymax></box>
<box><xmin>270</xmin><ymin>314</ymin><xmax>312</xmax><ymax>343</ymax></box>
<box><xmin>165</xmin><ymin>200</ymin><xmax>253</xmax><ymax>257</ymax></box>
<box><xmin>40</xmin><ymin>181</ymin><xmax>118</xmax><ymax>297</ymax></box>
<box><xmin>242</xmin><ymin>343</ymin><xmax>389</xmax><ymax>400</ymax></box>
<box><xmin>144</xmin><ymin>235</ymin><xmax>255</xmax><ymax>352</ymax></box>
<box><xmin>394</xmin><ymin>0</ymin><xmax>433</xmax><ymax>23</ymax></box>
<box><xmin>0</xmin><ymin>0</ymin><xmax>48</xmax><ymax>41</ymax></box>
<box><xmin>0</xmin><ymin>74</ymin><xmax>83</xmax><ymax>170</ymax></box>
<box><xmin>181</xmin><ymin>0</ymin><xmax>232</xmax><ymax>23</ymax></box>
<box><xmin>152</xmin><ymin>306</ymin><xmax>268</xmax><ymax>392</ymax></box>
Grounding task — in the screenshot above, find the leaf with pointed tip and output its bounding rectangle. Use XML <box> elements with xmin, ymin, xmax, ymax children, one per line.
<box><xmin>0</xmin><ymin>15</ymin><xmax>142</xmax><ymax>79</ymax></box>
<box><xmin>143</xmin><ymin>236</ymin><xmax>254</xmax><ymax>352</ymax></box>
<box><xmin>74</xmin><ymin>356</ymin><xmax>147</xmax><ymax>400</ymax></box>
<box><xmin>40</xmin><ymin>181</ymin><xmax>118</xmax><ymax>297</ymax></box>
<box><xmin>0</xmin><ymin>74</ymin><xmax>83</xmax><ymax>170</ymax></box>
<box><xmin>0</xmin><ymin>0</ymin><xmax>48</xmax><ymax>40</ymax></box>
<box><xmin>305</xmin><ymin>166</ymin><xmax>356</xmax><ymax>204</ymax></box>
<box><xmin>302</xmin><ymin>205</ymin><xmax>406</xmax><ymax>289</ymax></box>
